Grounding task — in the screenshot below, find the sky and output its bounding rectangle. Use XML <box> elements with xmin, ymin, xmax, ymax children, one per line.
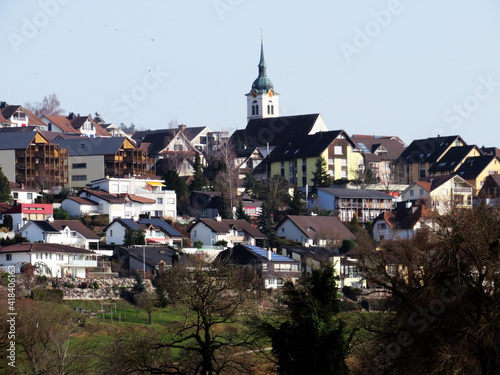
<box><xmin>3</xmin><ymin>1</ymin><xmax>500</xmax><ymax>147</ymax></box>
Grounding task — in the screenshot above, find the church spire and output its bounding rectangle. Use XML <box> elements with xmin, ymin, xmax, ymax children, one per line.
<box><xmin>246</xmin><ymin>35</ymin><xmax>279</xmax><ymax>121</ymax></box>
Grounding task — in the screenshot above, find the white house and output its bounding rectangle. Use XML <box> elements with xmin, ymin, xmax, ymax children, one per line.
<box><xmin>61</xmin><ymin>196</ymin><xmax>100</xmax><ymax>217</ymax></box>
<box><xmin>87</xmin><ymin>177</ymin><xmax>177</xmax><ymax>219</ymax></box>
<box><xmin>277</xmin><ymin>215</ymin><xmax>355</xmax><ymax>247</ymax></box>
<box><xmin>104</xmin><ymin>218</ymin><xmax>183</xmax><ymax>246</ymax></box>
<box><xmin>188</xmin><ymin>217</ymin><xmax>266</xmax><ymax>248</ymax></box>
<box><xmin>9</xmin><ymin>182</ymin><xmax>41</xmax><ymax>204</ymax></box>
<box><xmin>0</xmin><ymin>242</ymin><xmax>98</xmax><ymax>278</ymax></box>
<box><xmin>19</xmin><ymin>220</ymin><xmax>100</xmax><ymax>249</ymax></box>
<box><xmin>372</xmin><ymin>205</ymin><xmax>434</xmax><ymax>242</ymax></box>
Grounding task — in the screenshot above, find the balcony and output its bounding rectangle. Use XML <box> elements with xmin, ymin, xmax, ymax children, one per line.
<box><xmin>66</xmin><ymin>259</ymin><xmax>98</xmax><ymax>267</ymax></box>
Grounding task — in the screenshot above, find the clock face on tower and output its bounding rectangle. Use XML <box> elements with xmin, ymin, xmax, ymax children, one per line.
<box><xmin>251</xmin><ymin>89</ymin><xmax>257</xmax><ymax>98</ymax></box>
<box><xmin>268</xmin><ymin>89</ymin><xmax>274</xmax><ymax>97</ymax></box>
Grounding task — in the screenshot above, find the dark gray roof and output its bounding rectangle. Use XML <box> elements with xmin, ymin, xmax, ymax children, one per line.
<box><xmin>51</xmin><ymin>137</ymin><xmax>127</xmax><ymax>156</ymax></box>
<box><xmin>0</xmin><ymin>131</ymin><xmax>37</xmax><ymax>150</ymax></box>
<box><xmin>181</xmin><ymin>127</ymin><xmax>208</xmax><ymax>142</ymax></box>
<box><xmin>117</xmin><ymin>246</ymin><xmax>181</xmax><ymax>268</ymax></box>
<box><xmin>138</xmin><ymin>218</ymin><xmax>183</xmax><ymax>238</ymax></box>
<box><xmin>318</xmin><ymin>187</ymin><xmax>395</xmax><ymax>200</ymax></box>
<box><xmin>427</xmin><ymin>145</ymin><xmax>478</xmax><ymax>174</ymax></box>
<box><xmin>398</xmin><ymin>136</ymin><xmax>464</xmax><ymax>164</ymax></box>
<box><xmin>29</xmin><ymin>220</ymin><xmax>59</xmax><ymax>233</ymax></box>
<box><xmin>231</xmin><ymin>114</ymin><xmax>322</xmax><ymax>149</ymax></box>
<box><xmin>268</xmin><ymin>130</ymin><xmax>347</xmax><ymax>162</ymax></box>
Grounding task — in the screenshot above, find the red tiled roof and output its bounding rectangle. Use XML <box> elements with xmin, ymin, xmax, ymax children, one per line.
<box><xmin>118</xmin><ymin>194</ymin><xmax>156</xmax><ymax>204</ymax></box>
<box><xmin>282</xmin><ymin>215</ymin><xmax>356</xmax><ymax>240</ymax></box>
<box><xmin>82</xmin><ymin>189</ymin><xmax>127</xmax><ymax>203</ymax></box>
<box><xmin>0</xmin><ymin>242</ymin><xmax>96</xmax><ymax>254</ymax></box>
<box><xmin>190</xmin><ymin>218</ymin><xmax>265</xmax><ymax>238</ymax></box>
<box><xmin>94</xmin><ymin>122</ymin><xmax>111</xmax><ymax>136</ymax></box>
<box><xmin>23</xmin><ymin>108</ymin><xmax>46</xmax><ymax>126</ymax></box>
<box><xmin>44</xmin><ymin>115</ymin><xmax>81</xmax><ymax>134</ymax></box>
<box><xmin>9</xmin><ymin>181</ymin><xmax>38</xmax><ymax>193</ymax></box>
<box><xmin>65</xmin><ymin>196</ymin><xmax>98</xmax><ymax>205</ymax></box>
<box><xmin>0</xmin><ymin>203</ymin><xmax>12</xmax><ymax>213</ymax></box>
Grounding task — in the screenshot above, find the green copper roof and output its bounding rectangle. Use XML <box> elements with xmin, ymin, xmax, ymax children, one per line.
<box><xmin>249</xmin><ymin>41</ymin><xmax>274</xmax><ymax>94</ymax></box>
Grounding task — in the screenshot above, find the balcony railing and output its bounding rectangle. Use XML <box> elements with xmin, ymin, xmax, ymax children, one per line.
<box><xmin>66</xmin><ymin>259</ymin><xmax>98</xmax><ymax>267</ymax></box>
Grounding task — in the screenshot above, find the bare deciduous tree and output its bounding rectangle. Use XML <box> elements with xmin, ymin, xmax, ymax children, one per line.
<box><xmin>25</xmin><ymin>93</ymin><xmax>64</xmax><ymax>117</ymax></box>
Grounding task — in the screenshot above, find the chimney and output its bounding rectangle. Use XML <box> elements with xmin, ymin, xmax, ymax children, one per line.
<box><xmin>267</xmin><ymin>249</ymin><xmax>272</xmax><ymax>260</ymax></box>
<box><xmin>68</xmin><ymin>112</ymin><xmax>75</xmax><ymax>120</ymax></box>
<box><xmin>20</xmin><ymin>183</ymin><xmax>24</xmax><ymax>190</ymax></box>
<box><xmin>178</xmin><ymin>124</ymin><xmax>187</xmax><ymax>132</ymax></box>
<box><xmin>0</xmin><ymin>101</ymin><xmax>6</xmax><ymax>109</ymax></box>
<box><xmin>215</xmin><ymin>215</ymin><xmax>222</xmax><ymax>222</ymax></box>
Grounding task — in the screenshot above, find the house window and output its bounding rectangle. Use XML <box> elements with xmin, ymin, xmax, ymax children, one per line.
<box><xmin>72</xmin><ymin>163</ymin><xmax>87</xmax><ymax>169</ymax></box>
<box><xmin>72</xmin><ymin>175</ymin><xmax>87</xmax><ymax>181</ymax></box>
<box><xmin>341</xmin><ymin>159</ymin><xmax>347</xmax><ymax>166</ymax></box>
<box><xmin>157</xmin><ymin>198</ymin><xmax>163</xmax><ymax>204</ymax></box>
<box><xmin>378</xmin><ymin>223</ymin><xmax>387</xmax><ymax>230</ymax></box>
<box><xmin>13</xmin><ymin>193</ymin><xmax>18</xmax><ymax>199</ymax></box>
<box><xmin>72</xmin><ymin>231</ymin><xmax>77</xmax><ymax>237</ymax></box>
<box><xmin>277</xmin><ymin>278</ymin><xmax>283</xmax><ymax>286</ymax></box>
<box><xmin>420</xmin><ymin>189</ymin><xmax>424</xmax><ymax>196</ymax></box>
<box><xmin>27</xmin><ymin>193</ymin><xmax>32</xmax><ymax>199</ymax></box>
<box><xmin>262</xmin><ymin>263</ymin><xmax>267</xmax><ymax>271</ymax></box>
<box><xmin>341</xmin><ymin>170</ymin><xmax>347</xmax><ymax>178</ymax></box>
<box><xmin>410</xmin><ymin>190</ymin><xmax>414</xmax><ymax>197</ymax></box>
<box><xmin>6</xmin><ymin>254</ymin><xmax>12</xmax><ymax>261</ymax></box>
<box><xmin>110</xmin><ymin>230</ymin><xmax>113</xmax><ymax>237</ymax></box>
<box><xmin>334</xmin><ymin>146</ymin><xmax>343</xmax><ymax>155</ymax></box>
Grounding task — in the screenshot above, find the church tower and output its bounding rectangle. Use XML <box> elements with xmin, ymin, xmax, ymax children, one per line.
<box><xmin>246</xmin><ymin>40</ymin><xmax>279</xmax><ymax>121</ymax></box>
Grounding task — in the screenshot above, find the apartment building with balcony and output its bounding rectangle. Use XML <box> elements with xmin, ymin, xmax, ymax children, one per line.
<box><xmin>51</xmin><ymin>137</ymin><xmax>155</xmax><ymax>188</ymax></box>
<box><xmin>0</xmin><ymin>131</ymin><xmax>68</xmax><ymax>189</ymax></box>
<box><xmin>310</xmin><ymin>187</ymin><xmax>396</xmax><ymax>223</ymax></box>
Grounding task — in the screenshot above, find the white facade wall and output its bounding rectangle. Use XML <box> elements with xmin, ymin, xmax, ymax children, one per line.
<box><xmin>277</xmin><ymin>220</ymin><xmax>312</xmax><ymax>246</ymax></box>
<box><xmin>20</xmin><ymin>223</ymin><xmax>97</xmax><ymax>249</ymax></box>
<box><xmin>190</xmin><ymin>222</ymin><xmax>215</xmax><ymax>247</ymax></box>
<box><xmin>0</xmin><ymin>252</ymin><xmax>31</xmax><ymax>273</ymax></box>
<box><xmin>61</xmin><ymin>199</ymin><xmax>98</xmax><ymax>217</ymax></box>
<box><xmin>105</xmin><ymin>221</ymin><xmax>127</xmax><ymax>245</ymax></box>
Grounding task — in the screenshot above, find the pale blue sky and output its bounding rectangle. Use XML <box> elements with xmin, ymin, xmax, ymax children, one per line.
<box><xmin>3</xmin><ymin>1</ymin><xmax>500</xmax><ymax>147</ymax></box>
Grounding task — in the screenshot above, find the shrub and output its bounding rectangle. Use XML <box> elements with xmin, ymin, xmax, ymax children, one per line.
<box><xmin>31</xmin><ymin>289</ymin><xmax>63</xmax><ymax>303</ymax></box>
<box><xmin>92</xmin><ymin>280</ymin><xmax>100</xmax><ymax>289</ymax></box>
<box><xmin>78</xmin><ymin>281</ymin><xmax>88</xmax><ymax>289</ymax></box>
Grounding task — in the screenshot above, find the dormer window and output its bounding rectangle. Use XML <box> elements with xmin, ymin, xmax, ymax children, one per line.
<box><xmin>13</xmin><ymin>109</ymin><xmax>26</xmax><ymax>121</ymax></box>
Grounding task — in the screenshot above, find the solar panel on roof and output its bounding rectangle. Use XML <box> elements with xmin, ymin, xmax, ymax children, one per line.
<box><xmin>120</xmin><ymin>218</ymin><xmax>141</xmax><ymax>230</ymax></box>
<box><xmin>245</xmin><ymin>245</ymin><xmax>294</xmax><ymax>262</ymax></box>
<box><xmin>139</xmin><ymin>218</ymin><xmax>183</xmax><ymax>237</ymax></box>
<box><xmin>358</xmin><ymin>143</ymin><xmax>371</xmax><ymax>154</ymax></box>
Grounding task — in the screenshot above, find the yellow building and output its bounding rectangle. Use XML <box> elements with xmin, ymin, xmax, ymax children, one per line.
<box><xmin>268</xmin><ymin>130</ymin><xmax>363</xmax><ymax>188</ymax></box>
<box><xmin>396</xmin><ymin>135</ymin><xmax>466</xmax><ymax>184</ymax></box>
<box><xmin>455</xmin><ymin>154</ymin><xmax>500</xmax><ymax>191</ymax></box>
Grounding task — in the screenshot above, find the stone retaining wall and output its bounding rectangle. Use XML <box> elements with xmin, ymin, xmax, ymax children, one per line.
<box><xmin>52</xmin><ymin>277</ymin><xmax>154</xmax><ymax>300</ymax></box>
